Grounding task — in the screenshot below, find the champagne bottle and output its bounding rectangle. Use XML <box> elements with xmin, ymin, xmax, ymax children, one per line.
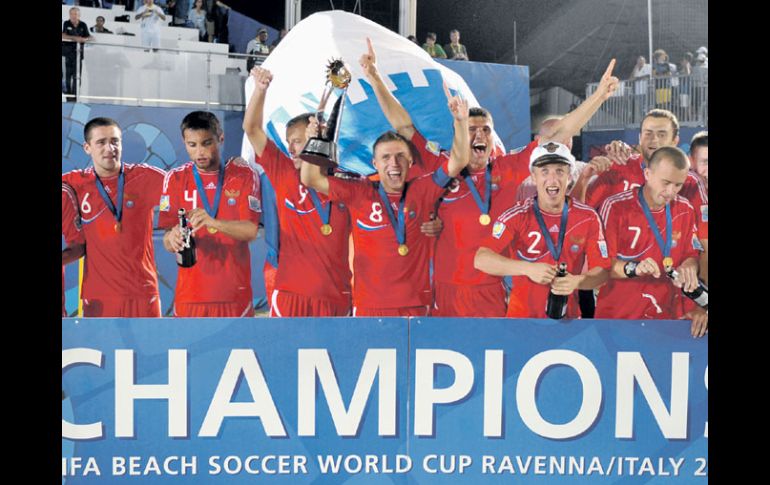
<box><xmin>666</xmin><ymin>268</ymin><xmax>708</xmax><ymax>309</ymax></box>
<box><xmin>176</xmin><ymin>208</ymin><xmax>196</xmax><ymax>268</ymax></box>
<box><xmin>546</xmin><ymin>262</ymin><xmax>569</xmax><ymax>319</ymax></box>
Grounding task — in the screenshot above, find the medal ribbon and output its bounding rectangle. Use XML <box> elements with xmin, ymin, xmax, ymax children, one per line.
<box><xmin>637</xmin><ymin>186</ymin><xmax>672</xmax><ymax>261</ymax></box>
<box><xmin>464</xmin><ymin>164</ymin><xmax>492</xmax><ymax>217</ymax></box>
<box><xmin>94</xmin><ymin>163</ymin><xmax>125</xmax><ymax>224</ymax></box>
<box><xmin>532</xmin><ymin>197</ymin><xmax>569</xmax><ymax>261</ymax></box>
<box><xmin>377</xmin><ymin>182</ymin><xmax>408</xmax><ymax>248</ymax></box>
<box><xmin>308</xmin><ymin>187</ymin><xmax>331</xmax><ymax>226</ymax></box>
<box><xmin>192</xmin><ymin>163</ymin><xmax>225</xmax><ymax>218</ymax></box>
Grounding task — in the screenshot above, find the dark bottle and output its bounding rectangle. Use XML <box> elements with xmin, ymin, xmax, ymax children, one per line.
<box><xmin>176</xmin><ymin>208</ymin><xmax>197</xmax><ymax>268</ymax></box>
<box><xmin>666</xmin><ymin>268</ymin><xmax>708</xmax><ymax>310</ymax></box>
<box><xmin>546</xmin><ymin>262</ymin><xmax>569</xmax><ymax>320</ymax></box>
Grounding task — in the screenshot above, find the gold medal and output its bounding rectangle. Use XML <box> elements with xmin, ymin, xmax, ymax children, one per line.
<box><xmin>320</xmin><ymin>224</ymin><xmax>333</xmax><ymax>236</ymax></box>
<box><xmin>208</xmin><ymin>227</ymin><xmax>218</xmax><ymax>234</ymax></box>
<box><xmin>479</xmin><ymin>214</ymin><xmax>491</xmax><ymax>226</ymax></box>
<box><xmin>398</xmin><ymin>244</ymin><xmax>409</xmax><ymax>256</ymax></box>
<box><xmin>662</xmin><ymin>257</ymin><xmax>674</xmax><ymax>269</ymax></box>
<box><xmin>114</xmin><ymin>222</ymin><xmax>122</xmax><ymax>233</ymax></box>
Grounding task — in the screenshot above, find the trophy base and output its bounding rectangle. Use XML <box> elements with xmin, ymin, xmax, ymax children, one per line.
<box><xmin>300</xmin><ymin>138</ymin><xmax>339</xmax><ymax>170</ymax></box>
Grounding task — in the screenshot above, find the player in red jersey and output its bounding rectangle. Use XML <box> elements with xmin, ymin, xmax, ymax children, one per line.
<box><xmin>582</xmin><ymin>109</ymin><xmax>709</xmax><ymax>284</ymax></box>
<box><xmin>160</xmin><ymin>111</ymin><xmax>261</xmax><ymax>318</ymax></box>
<box><xmin>301</xmin><ymin>87</ymin><xmax>470</xmax><ymax>316</ymax></box>
<box><xmin>474</xmin><ymin>142</ymin><xmax>611</xmax><ymax>319</ymax></box>
<box><xmin>62</xmin><ymin>182</ymin><xmax>85</xmax><ymax>316</ymax></box>
<box><xmin>595</xmin><ymin>147</ymin><xmax>707</xmax><ymax>338</ymax></box>
<box><xmin>360</xmin><ymin>41</ymin><xmax>620</xmax><ymax>317</ymax></box>
<box><xmin>62</xmin><ymin>118</ymin><xmax>165</xmax><ymax>317</ymax></box>
<box><xmin>243</xmin><ymin>66</ymin><xmax>353</xmax><ymax>316</ymax></box>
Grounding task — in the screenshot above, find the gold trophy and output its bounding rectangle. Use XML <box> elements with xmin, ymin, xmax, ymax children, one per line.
<box><xmin>299</xmin><ymin>58</ymin><xmax>352</xmax><ymax>170</ymax></box>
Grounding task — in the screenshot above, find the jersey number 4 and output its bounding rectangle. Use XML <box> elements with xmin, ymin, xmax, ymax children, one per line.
<box><xmin>184</xmin><ymin>190</ymin><xmax>198</xmax><ymax>209</ymax></box>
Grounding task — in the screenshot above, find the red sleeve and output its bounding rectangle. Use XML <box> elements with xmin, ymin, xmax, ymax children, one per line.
<box><xmin>328</xmin><ymin>176</ymin><xmax>369</xmax><ymax>207</ymax></box>
<box><xmin>255</xmin><ymin>140</ymin><xmax>291</xmax><ymax>186</ymax></box>
<box><xmin>584</xmin><ymin>209</ymin><xmax>612</xmax><ymax>270</ymax></box>
<box><xmin>410</xmin><ymin>130</ymin><xmax>449</xmax><ymax>174</ymax></box>
<box><xmin>680</xmin><ymin>205</ymin><xmax>701</xmax><ymax>262</ymax></box>
<box><xmin>237</xmin><ymin>164</ymin><xmax>261</xmax><ymax>225</ymax></box>
<box><xmin>61</xmin><ymin>184</ymin><xmax>84</xmax><ymax>245</ymax></box>
<box><xmin>158</xmin><ymin>170</ymin><xmax>180</xmax><ymax>229</ymax></box>
<box><xmin>681</xmin><ymin>173</ymin><xmax>708</xmax><ymax>240</ymax></box>
<box><xmin>599</xmin><ymin>198</ymin><xmax>621</xmax><ymax>260</ymax></box>
<box><xmin>585</xmin><ymin>172</ymin><xmax>616</xmax><ymax>210</ymax></box>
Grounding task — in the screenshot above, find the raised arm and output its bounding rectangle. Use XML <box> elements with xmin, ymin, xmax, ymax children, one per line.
<box><xmin>444</xmin><ymin>82</ymin><xmax>470</xmax><ymax>177</ymax></box>
<box><xmin>540</xmin><ymin>59</ymin><xmax>620</xmax><ymax>144</ymax></box>
<box><xmin>359</xmin><ymin>38</ymin><xmax>416</xmax><ymax>139</ymax></box>
<box><xmin>242</xmin><ymin>67</ymin><xmax>272</xmax><ymax>157</ymax></box>
<box><xmin>299</xmin><ymin>117</ymin><xmax>330</xmax><ymax>195</ymax></box>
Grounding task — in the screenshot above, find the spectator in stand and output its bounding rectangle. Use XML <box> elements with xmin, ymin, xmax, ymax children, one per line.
<box><xmin>631</xmin><ymin>55</ymin><xmax>652</xmax><ymax>120</ymax></box>
<box><xmin>444</xmin><ymin>29</ymin><xmax>469</xmax><ymax>61</ymax></box>
<box><xmin>692</xmin><ymin>52</ymin><xmax>708</xmax><ymax>119</ymax></box>
<box><xmin>62</xmin><ymin>7</ymin><xmax>92</xmax><ymax>98</ymax></box>
<box><xmin>677</xmin><ymin>52</ymin><xmax>693</xmax><ymax>119</ymax></box>
<box><xmin>270</xmin><ymin>28</ymin><xmax>288</xmax><ymax>52</ymax></box>
<box><xmin>688</xmin><ymin>131</ymin><xmax>708</xmax><ymax>192</ymax></box>
<box><xmin>90</xmin><ymin>16</ymin><xmax>113</xmax><ymax>34</ymax></box>
<box><xmin>188</xmin><ymin>0</ymin><xmax>208</xmax><ymax>41</ymax></box>
<box><xmin>695</xmin><ymin>46</ymin><xmax>708</xmax><ymax>67</ymax></box>
<box><xmin>423</xmin><ymin>32</ymin><xmax>447</xmax><ymax>59</ymax></box>
<box><xmin>134</xmin><ymin>0</ymin><xmax>167</xmax><ymax>51</ymax></box>
<box><xmin>246</xmin><ymin>27</ymin><xmax>271</xmax><ymax>71</ymax></box>
<box><xmin>406</xmin><ymin>34</ymin><xmax>418</xmax><ymax>45</ymax></box>
<box><xmin>652</xmin><ymin>49</ymin><xmax>673</xmax><ymax>107</ymax></box>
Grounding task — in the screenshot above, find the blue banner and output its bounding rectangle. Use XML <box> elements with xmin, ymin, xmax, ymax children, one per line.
<box><xmin>63</xmin><ymin>318</ymin><xmax>707</xmax><ymax>483</ymax></box>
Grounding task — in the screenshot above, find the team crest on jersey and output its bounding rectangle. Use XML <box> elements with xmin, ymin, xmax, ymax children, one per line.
<box><xmin>409</xmin><ymin>211</ymin><xmax>416</xmax><ymax>219</ymax></box>
<box><xmin>425</xmin><ymin>140</ymin><xmax>441</xmax><ymax>156</ymax></box>
<box><xmin>338</xmin><ymin>202</ymin><xmax>346</xmax><ymax>210</ymax></box>
<box><xmin>228</xmin><ymin>198</ymin><xmax>237</xmax><ymax>206</ymax></box>
<box><xmin>491</xmin><ymin>183</ymin><xmax>499</xmax><ymax>191</ymax></box>
<box><xmin>159</xmin><ymin>195</ymin><xmax>170</xmax><ymax>212</ymax></box>
<box><xmin>571</xmin><ymin>235</ymin><xmax>585</xmax><ymax>244</ymax></box>
<box><xmin>570</xmin><ymin>244</ymin><xmax>579</xmax><ymax>253</ymax></box>
<box><xmin>225</xmin><ymin>189</ymin><xmax>240</xmax><ymax>198</ymax></box>
<box><xmin>598</xmin><ymin>240</ymin><xmax>608</xmax><ymax>258</ymax></box>
<box><xmin>692</xmin><ymin>235</ymin><xmax>704</xmax><ymax>251</ymax></box>
<box><xmin>701</xmin><ymin>205</ymin><xmax>708</xmax><ymax>222</ymax></box>
<box><xmin>492</xmin><ymin>221</ymin><xmax>506</xmax><ymax>239</ymax></box>
<box><xmin>671</xmin><ymin>240</ymin><xmax>678</xmax><ymax>248</ymax></box>
<box><xmin>248</xmin><ymin>195</ymin><xmax>261</xmax><ymax>212</ymax></box>
<box><xmin>126</xmin><ymin>200</ymin><xmax>134</xmax><ymax>209</ymax></box>
<box><xmin>492</xmin><ymin>175</ymin><xmax>501</xmax><ymax>184</ymax></box>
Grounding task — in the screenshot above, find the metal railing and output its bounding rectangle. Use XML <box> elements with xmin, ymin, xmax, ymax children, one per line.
<box><xmin>585</xmin><ymin>72</ymin><xmax>708</xmax><ymax>129</ymax></box>
<box><xmin>62</xmin><ymin>39</ymin><xmax>268</xmax><ymax>109</ymax></box>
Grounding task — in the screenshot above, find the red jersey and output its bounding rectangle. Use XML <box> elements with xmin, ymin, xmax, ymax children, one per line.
<box><xmin>256</xmin><ymin>141</ymin><xmax>351</xmax><ymax>305</ymax></box>
<box><xmin>585</xmin><ymin>153</ymin><xmax>708</xmax><ymax>238</ymax></box>
<box><xmin>595</xmin><ymin>189</ymin><xmax>702</xmax><ymax>320</ymax></box>
<box><xmin>328</xmin><ymin>167</ymin><xmax>452</xmax><ymax>309</ymax></box>
<box><xmin>62</xmin><ymin>182</ymin><xmax>84</xmax><ymax>316</ymax></box>
<box><xmin>62</xmin><ymin>164</ymin><xmax>165</xmax><ymax>300</ymax></box>
<box><xmin>481</xmin><ymin>197</ymin><xmax>611</xmax><ymax>318</ymax></box>
<box><xmin>158</xmin><ymin>159</ymin><xmax>261</xmax><ymax>304</ymax></box>
<box><xmin>411</xmin><ymin>130</ymin><xmax>536</xmax><ymax>286</ymax></box>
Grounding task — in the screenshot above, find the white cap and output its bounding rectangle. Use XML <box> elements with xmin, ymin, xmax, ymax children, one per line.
<box><xmin>696</xmin><ymin>46</ymin><xmax>708</xmax><ymax>55</ymax></box>
<box><xmin>529</xmin><ymin>141</ymin><xmax>576</xmax><ymax>172</ymax></box>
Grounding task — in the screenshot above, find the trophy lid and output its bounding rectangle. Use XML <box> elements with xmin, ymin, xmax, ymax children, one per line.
<box><xmin>326</xmin><ymin>58</ymin><xmax>351</xmax><ymax>89</ymax></box>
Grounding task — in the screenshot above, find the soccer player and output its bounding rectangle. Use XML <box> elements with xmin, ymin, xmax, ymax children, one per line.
<box><xmin>160</xmin><ymin>111</ymin><xmax>261</xmax><ymax>318</ymax></box>
<box><xmin>300</xmin><ymin>86</ymin><xmax>470</xmax><ymax>316</ymax></box>
<box><xmin>243</xmin><ymin>66</ymin><xmax>353</xmax><ymax>316</ymax></box>
<box><xmin>360</xmin><ymin>38</ymin><xmax>620</xmax><ymax>316</ymax></box>
<box><xmin>62</xmin><ymin>182</ymin><xmax>85</xmax><ymax>317</ymax></box>
<box><xmin>595</xmin><ymin>146</ymin><xmax>707</xmax><ymax>338</ymax></box>
<box><xmin>582</xmin><ymin>109</ymin><xmax>708</xmax><ymax>284</ymax></box>
<box><xmin>474</xmin><ymin>142</ymin><xmax>611</xmax><ymax>319</ymax></box>
<box><xmin>62</xmin><ymin>117</ymin><xmax>166</xmax><ymax>317</ymax></box>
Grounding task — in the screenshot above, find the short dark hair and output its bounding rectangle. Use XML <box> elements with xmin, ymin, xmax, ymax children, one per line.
<box><xmin>84</xmin><ymin>117</ymin><xmax>120</xmax><ymax>142</ymax></box>
<box><xmin>426</xmin><ymin>32</ymin><xmax>437</xmax><ymax>40</ymax></box>
<box><xmin>286</xmin><ymin>112</ymin><xmax>314</xmax><ymax>131</ymax></box>
<box><xmin>450</xmin><ymin>29</ymin><xmax>460</xmax><ymax>35</ymax></box>
<box><xmin>689</xmin><ymin>131</ymin><xmax>708</xmax><ymax>154</ymax></box>
<box><xmin>648</xmin><ymin>146</ymin><xmax>690</xmax><ymax>170</ymax></box>
<box><xmin>180</xmin><ymin>111</ymin><xmax>223</xmax><ymax>138</ymax></box>
<box><xmin>469</xmin><ymin>106</ymin><xmax>494</xmax><ymax>125</ymax></box>
<box><xmin>373</xmin><ymin>131</ymin><xmax>412</xmax><ymax>156</ymax></box>
<box><xmin>642</xmin><ymin>109</ymin><xmax>679</xmax><ymax>138</ymax></box>
<box><xmin>96</xmin><ymin>15</ymin><xmax>105</xmax><ymax>22</ymax></box>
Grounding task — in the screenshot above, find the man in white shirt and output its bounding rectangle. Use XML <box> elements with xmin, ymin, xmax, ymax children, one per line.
<box><xmin>135</xmin><ymin>0</ymin><xmax>167</xmax><ymax>50</ymax></box>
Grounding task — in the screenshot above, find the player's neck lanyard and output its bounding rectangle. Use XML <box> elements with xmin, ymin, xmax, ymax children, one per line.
<box><xmin>532</xmin><ymin>196</ymin><xmax>569</xmax><ymax>262</ymax></box>
<box><xmin>308</xmin><ymin>187</ymin><xmax>332</xmax><ymax>227</ymax></box>
<box><xmin>378</xmin><ymin>182</ymin><xmax>408</xmax><ymax>250</ymax></box>
<box><xmin>637</xmin><ymin>185</ymin><xmax>672</xmax><ymax>265</ymax></box>
<box><xmin>192</xmin><ymin>162</ymin><xmax>225</xmax><ymax>219</ymax></box>
<box><xmin>94</xmin><ymin>163</ymin><xmax>125</xmax><ymax>225</ymax></box>
<box><xmin>463</xmin><ymin>164</ymin><xmax>492</xmax><ymax>223</ymax></box>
